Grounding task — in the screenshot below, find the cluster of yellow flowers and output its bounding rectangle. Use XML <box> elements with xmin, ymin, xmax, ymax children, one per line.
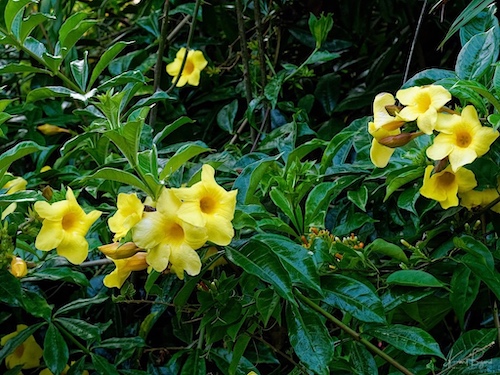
<box><xmin>31</xmin><ymin>164</ymin><xmax>237</xmax><ymax>288</ymax></box>
<box><xmin>369</xmin><ymin>85</ymin><xmax>500</xmax><ymax>210</ymax></box>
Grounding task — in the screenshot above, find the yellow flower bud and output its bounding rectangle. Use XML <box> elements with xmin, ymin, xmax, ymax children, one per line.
<box><xmin>98</xmin><ymin>242</ymin><xmax>142</xmax><ymax>259</ymax></box>
<box><xmin>10</xmin><ymin>256</ymin><xmax>28</xmax><ymax>278</ymax></box>
<box><xmin>37</xmin><ymin>124</ymin><xmax>71</xmax><ymax>135</ymax></box>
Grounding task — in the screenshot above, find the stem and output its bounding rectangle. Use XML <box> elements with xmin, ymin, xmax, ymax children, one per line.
<box><xmin>235</xmin><ymin>0</ymin><xmax>253</xmax><ymax>105</ymax></box>
<box><xmin>283</xmin><ymin>47</ymin><xmax>318</xmax><ymax>84</ymax></box>
<box><xmin>403</xmin><ymin>0</ymin><xmax>428</xmax><ymax>83</ymax></box>
<box><xmin>149</xmin><ymin>0</ymin><xmax>171</xmax><ymax>128</ymax></box>
<box><xmin>54</xmin><ymin>321</ymin><xmax>91</xmax><ymax>355</ymax></box>
<box><xmin>294</xmin><ymin>290</ymin><xmax>415</xmax><ymax>375</ymax></box>
<box><xmin>253</xmin><ymin>0</ymin><xmax>267</xmax><ymax>91</ymax></box>
<box><xmin>166</xmin><ymin>0</ymin><xmax>202</xmax><ymax>93</ymax></box>
<box><xmin>197</xmin><ymin>325</ymin><xmax>205</xmax><ymax>350</ymax></box>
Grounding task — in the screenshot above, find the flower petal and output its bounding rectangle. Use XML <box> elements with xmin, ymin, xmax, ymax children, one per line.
<box><xmin>35</xmin><ymin>220</ymin><xmax>64</xmax><ymax>250</ymax></box>
<box><xmin>169</xmin><ymin>243</ymin><xmax>201</xmax><ymax>279</ymax></box>
<box><xmin>56</xmin><ymin>232</ymin><xmax>89</xmax><ymax>264</ymax></box>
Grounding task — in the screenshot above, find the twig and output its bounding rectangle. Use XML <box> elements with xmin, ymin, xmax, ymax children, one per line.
<box><xmin>235</xmin><ymin>0</ymin><xmax>253</xmax><ymax>105</ymax></box>
<box><xmin>403</xmin><ymin>0</ymin><xmax>428</xmax><ymax>83</ymax></box>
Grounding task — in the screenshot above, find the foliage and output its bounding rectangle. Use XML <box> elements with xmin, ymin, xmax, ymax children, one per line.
<box><xmin>1</xmin><ymin>0</ymin><xmax>500</xmax><ymax>374</ymax></box>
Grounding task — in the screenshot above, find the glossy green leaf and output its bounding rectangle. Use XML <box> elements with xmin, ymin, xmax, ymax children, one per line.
<box><xmin>98</xmin><ymin>70</ymin><xmax>147</xmax><ymax>90</ymax></box>
<box><xmin>384</xmin><ymin>166</ymin><xmax>425</xmax><ymax>201</ymax></box>
<box><xmin>320</xmin><ymin>130</ymin><xmax>355</xmax><ymax>173</ymax></box>
<box><xmin>217</xmin><ymin>99</ymin><xmax>238</xmax><ymax>133</ymax></box>
<box><xmin>347</xmin><ymin>341</ymin><xmax>378</xmax><ymax>375</ymax></box>
<box><xmin>21</xmin><ymin>289</ymin><xmax>52</xmax><ymax>319</ymax></box>
<box><xmin>0</xmin><ymin>323</ymin><xmax>44</xmax><ymax>365</ymax></box>
<box><xmin>30</xmin><ymin>266</ymin><xmax>89</xmax><ymax>286</ymax></box>
<box><xmin>445</xmin><ymin>329</ymin><xmax>496</xmax><ymax>367</ymax></box>
<box><xmin>322</xmin><ymin>274</ymin><xmax>386</xmax><ymax>324</ymax></box>
<box><xmin>153</xmin><ymin>116</ymin><xmax>194</xmax><ymax>145</ymax></box>
<box><xmin>285</xmin><ymin>138</ymin><xmax>326</xmax><ymax>171</ymax></box>
<box><xmin>56</xmin><ymin>317</ymin><xmax>101</xmax><ymax>341</ymax></box>
<box><xmin>269</xmin><ymin>188</ymin><xmax>299</xmax><ymax>230</ymax></box>
<box><xmin>225</xmin><ymin>244</ymin><xmax>294</xmax><ymax>302</ymax></box>
<box><xmin>0</xmin><ymin>141</ymin><xmax>45</xmax><ymax>180</ymax></box>
<box><xmin>314</xmin><ymin>73</ymin><xmax>340</xmax><ymax>115</ymax></box>
<box><xmin>347</xmin><ymin>185</ymin><xmax>368</xmax><ymax>212</ymax></box>
<box><xmin>286</xmin><ymin>299</ymin><xmax>333</xmax><ymax>375</ymax></box>
<box><xmin>264</xmin><ymin>71</ymin><xmax>286</xmax><ymax>109</ymax></box>
<box><xmin>59</xmin><ymin>14</ymin><xmax>96</xmax><ymax>57</ymax></box>
<box><xmin>86</xmin><ymin>168</ymin><xmax>149</xmax><ymax>194</ymax></box>
<box><xmin>232</xmin><ymin>157</ymin><xmax>278</xmax><ymax>204</ymax></box>
<box><xmin>367</xmin><ymin>324</ymin><xmax>445</xmax><ymax>358</ymax></box>
<box><xmin>255</xmin><ymin>289</ymin><xmax>280</xmax><ymax>326</ymax></box>
<box><xmin>308</xmin><ymin>13</ymin><xmax>333</xmax><ymax>48</ymax></box>
<box><xmin>70</xmin><ymin>52</ymin><xmax>89</xmax><ymax>91</ymax></box>
<box><xmin>402</xmin><ymin>68</ymin><xmax>457</xmax><ymax>88</ymax></box>
<box><xmin>450</xmin><ymin>264</ymin><xmax>480</xmax><ymax>329</ymax></box>
<box><xmin>181</xmin><ymin>350</ymin><xmax>206</xmax><ymax>375</ymax></box>
<box><xmin>88</xmin><ymin>41</ymin><xmax>132</xmax><ymax>89</ymax></box>
<box><xmin>159</xmin><ymin>142</ymin><xmax>211</xmax><ymax>180</ymax></box>
<box><xmin>307</xmin><ymin>50</ymin><xmax>339</xmax><ymax>64</ymax></box>
<box><xmin>91</xmin><ymin>354</ymin><xmax>120</xmax><ymax>375</ymax></box>
<box><xmin>55</xmin><ymin>295</ymin><xmax>108</xmax><ymax>316</ymax></box>
<box><xmin>26</xmin><ymin>86</ymin><xmax>76</xmax><ymax>102</ymax></box>
<box><xmin>44</xmin><ymin>324</ymin><xmax>69</xmax><ymax>375</ymax></box>
<box><xmin>4</xmin><ymin>0</ymin><xmax>32</xmax><ymax>33</ymax></box>
<box><xmin>96</xmin><ymin>337</ymin><xmax>145</xmax><ymax>349</ymax></box>
<box><xmin>456</xmin><ymin>29</ymin><xmax>499</xmax><ymax>80</ymax></box>
<box><xmin>365</xmin><ymin>238</ymin><xmax>409</xmax><ymax>263</ymax></box>
<box><xmin>0</xmin><ymin>269</ymin><xmax>23</xmax><ymax>306</ymax></box>
<box><xmin>386</xmin><ymin>270</ymin><xmax>445</xmax><ymax>288</ymax></box>
<box><xmin>253</xmin><ymin>233</ymin><xmax>322</xmax><ymax>296</ymax></box>
<box><xmin>0</xmin><ymin>63</ymin><xmax>49</xmax><ymax>75</ymax></box>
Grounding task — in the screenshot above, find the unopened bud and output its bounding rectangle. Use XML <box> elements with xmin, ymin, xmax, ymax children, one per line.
<box><xmin>384</xmin><ymin>104</ymin><xmax>403</xmax><ymax>116</ymax></box>
<box><xmin>10</xmin><ymin>256</ymin><xmax>27</xmax><ymax>278</ymax></box>
<box><xmin>42</xmin><ymin>186</ymin><xmax>53</xmax><ymax>200</ymax></box>
<box><xmin>378</xmin><ymin>132</ymin><xmax>423</xmax><ymax>148</ymax></box>
<box><xmin>99</xmin><ymin>242</ymin><xmax>142</xmax><ymax>259</ymax></box>
<box><xmin>37</xmin><ymin>124</ymin><xmax>71</xmax><ymax>135</ymax></box>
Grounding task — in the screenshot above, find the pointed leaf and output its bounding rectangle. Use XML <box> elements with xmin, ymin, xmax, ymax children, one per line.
<box><xmin>88</xmin><ymin>41</ymin><xmax>132</xmax><ymax>89</ymax></box>
<box><xmin>386</xmin><ymin>270</ymin><xmax>445</xmax><ymax>288</ymax></box>
<box><xmin>44</xmin><ymin>324</ymin><xmax>69</xmax><ymax>375</ymax></box>
<box><xmin>159</xmin><ymin>141</ymin><xmax>211</xmax><ymax>180</ymax></box>
<box><xmin>86</xmin><ymin>168</ymin><xmax>150</xmax><ymax>194</ymax></box>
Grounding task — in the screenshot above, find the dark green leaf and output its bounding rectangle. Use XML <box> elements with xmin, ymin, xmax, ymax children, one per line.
<box><xmin>386</xmin><ymin>270</ymin><xmax>445</xmax><ymax>288</ymax></box>
<box><xmin>450</xmin><ymin>264</ymin><xmax>480</xmax><ymax>329</ymax></box>
<box><xmin>314</xmin><ymin>73</ymin><xmax>340</xmax><ymax>115</ymax></box>
<box><xmin>456</xmin><ymin>29</ymin><xmax>499</xmax><ymax>80</ymax></box>
<box><xmin>445</xmin><ymin>329</ymin><xmax>496</xmax><ymax>367</ymax></box>
<box><xmin>181</xmin><ymin>350</ymin><xmax>206</xmax><ymax>375</ymax></box>
<box><xmin>347</xmin><ymin>185</ymin><xmax>368</xmax><ymax>212</ymax></box>
<box><xmin>88</xmin><ymin>41</ymin><xmax>132</xmax><ymax>89</ymax></box>
<box><xmin>217</xmin><ymin>99</ymin><xmax>238</xmax><ymax>133</ymax></box>
<box><xmin>86</xmin><ymin>168</ymin><xmax>150</xmax><ymax>194</ymax></box>
<box><xmin>44</xmin><ymin>324</ymin><xmax>69</xmax><ymax>375</ymax></box>
<box><xmin>91</xmin><ymin>354</ymin><xmax>120</xmax><ymax>375</ymax></box>
<box><xmin>232</xmin><ymin>157</ymin><xmax>278</xmax><ymax>204</ymax></box>
<box><xmin>30</xmin><ymin>266</ymin><xmax>89</xmax><ymax>286</ymax></box>
<box><xmin>384</xmin><ymin>166</ymin><xmax>425</xmax><ymax>201</ymax></box>
<box><xmin>98</xmin><ymin>70</ymin><xmax>147</xmax><ymax>90</ymax></box>
<box><xmin>21</xmin><ymin>289</ymin><xmax>52</xmax><ymax>319</ymax></box>
<box><xmin>96</xmin><ymin>337</ymin><xmax>145</xmax><ymax>350</ymax></box>
<box><xmin>347</xmin><ymin>341</ymin><xmax>378</xmax><ymax>375</ymax></box>
<box><xmin>56</xmin><ymin>317</ymin><xmax>101</xmax><ymax>341</ymax></box>
<box><xmin>159</xmin><ymin>142</ymin><xmax>211</xmax><ymax>180</ymax></box>
<box><xmin>402</xmin><ymin>68</ymin><xmax>457</xmax><ymax>88</ymax></box>
<box><xmin>55</xmin><ymin>295</ymin><xmax>108</xmax><ymax>316</ymax></box>
<box><xmin>365</xmin><ymin>238</ymin><xmax>409</xmax><ymax>263</ymax></box>
<box><xmin>153</xmin><ymin>116</ymin><xmax>194</xmax><ymax>145</ymax></box>
<box><xmin>0</xmin><ymin>63</ymin><xmax>49</xmax><ymax>75</ymax></box>
<box><xmin>0</xmin><ymin>269</ymin><xmax>23</xmax><ymax>306</ymax></box>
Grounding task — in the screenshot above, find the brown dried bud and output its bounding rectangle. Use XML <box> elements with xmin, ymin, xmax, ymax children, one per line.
<box><xmin>378</xmin><ymin>132</ymin><xmax>423</xmax><ymax>148</ymax></box>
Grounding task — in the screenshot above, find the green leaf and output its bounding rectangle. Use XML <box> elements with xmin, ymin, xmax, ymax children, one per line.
<box><xmin>456</xmin><ymin>28</ymin><xmax>499</xmax><ymax>80</ymax></box>
<box><xmin>402</xmin><ymin>68</ymin><xmax>457</xmax><ymax>88</ymax></box>
<box><xmin>253</xmin><ymin>233</ymin><xmax>323</xmax><ymax>296</ymax></box>
<box><xmin>365</xmin><ymin>238</ymin><xmax>409</xmax><ymax>263</ymax></box>
<box><xmin>232</xmin><ymin>157</ymin><xmax>278</xmax><ymax>204</ymax></box>
<box><xmin>58</xmin><ymin>13</ymin><xmax>96</xmax><ymax>57</ymax></box>
<box><xmin>367</xmin><ymin>324</ymin><xmax>445</xmax><ymax>358</ymax></box>
<box><xmin>44</xmin><ymin>324</ymin><xmax>69</xmax><ymax>375</ymax></box>
<box><xmin>314</xmin><ymin>73</ymin><xmax>340</xmax><ymax>115</ymax></box>
<box><xmin>30</xmin><ymin>266</ymin><xmax>89</xmax><ymax>286</ymax></box>
<box><xmin>384</xmin><ymin>166</ymin><xmax>425</xmax><ymax>201</ymax></box>
<box><xmin>88</xmin><ymin>41</ymin><xmax>132</xmax><ymax>89</ymax></box>
<box><xmin>153</xmin><ymin>116</ymin><xmax>194</xmax><ymax>145</ymax></box>
<box><xmin>347</xmin><ymin>341</ymin><xmax>378</xmax><ymax>375</ymax></box>
<box><xmin>445</xmin><ymin>329</ymin><xmax>496</xmax><ymax>367</ymax></box>
<box><xmin>26</xmin><ymin>86</ymin><xmax>76</xmax><ymax>102</ymax></box>
<box><xmin>320</xmin><ymin>129</ymin><xmax>355</xmax><ymax>173</ymax></box>
<box><xmin>98</xmin><ymin>70</ymin><xmax>147</xmax><ymax>90</ymax></box>
<box><xmin>269</xmin><ymin>188</ymin><xmax>300</xmax><ymax>230</ymax></box>
<box><xmin>0</xmin><ymin>269</ymin><xmax>23</xmax><ymax>306</ymax></box>
<box><xmin>86</xmin><ymin>168</ymin><xmax>150</xmax><ymax>194</ymax></box>
<box><xmin>286</xmin><ymin>299</ymin><xmax>333</xmax><ymax>375</ymax></box>
<box><xmin>0</xmin><ymin>63</ymin><xmax>50</xmax><ymax>75</ymax></box>
<box><xmin>4</xmin><ymin>0</ymin><xmax>33</xmax><ymax>33</ymax></box>
<box><xmin>56</xmin><ymin>317</ymin><xmax>101</xmax><ymax>341</ymax></box>
<box><xmin>285</xmin><ymin>138</ymin><xmax>326</xmax><ymax>171</ymax></box>
<box><xmin>0</xmin><ymin>323</ymin><xmax>44</xmax><ymax>365</ymax></box>
<box><xmin>459</xmin><ymin>6</ymin><xmax>499</xmax><ymax>46</ymax></box>
<box><xmin>0</xmin><ymin>141</ymin><xmax>45</xmax><ymax>180</ymax></box>
<box><xmin>21</xmin><ymin>289</ymin><xmax>52</xmax><ymax>319</ymax></box>
<box><xmin>255</xmin><ymin>289</ymin><xmax>280</xmax><ymax>326</ymax></box>
<box><xmin>264</xmin><ymin>71</ymin><xmax>286</xmax><ymax>109</ymax></box>
<box><xmin>307</xmin><ymin>50</ymin><xmax>339</xmax><ymax>64</ymax></box>
<box><xmin>347</xmin><ymin>185</ymin><xmax>368</xmax><ymax>212</ymax></box>
<box><xmin>55</xmin><ymin>295</ymin><xmax>108</xmax><ymax>316</ymax></box>
<box><xmin>308</xmin><ymin>12</ymin><xmax>333</xmax><ymax>48</ymax></box>
<box><xmin>225</xmin><ymin>244</ymin><xmax>294</xmax><ymax>302</ymax></box>
<box><xmin>91</xmin><ymin>354</ymin><xmax>120</xmax><ymax>375</ymax></box>
<box><xmin>159</xmin><ymin>142</ymin><xmax>211</xmax><ymax>180</ymax></box>
<box><xmin>181</xmin><ymin>350</ymin><xmax>206</xmax><ymax>375</ymax></box>
<box><xmin>386</xmin><ymin>270</ymin><xmax>445</xmax><ymax>288</ymax></box>
<box><xmin>70</xmin><ymin>52</ymin><xmax>89</xmax><ymax>91</ymax></box>
<box><xmin>19</xmin><ymin>12</ymin><xmax>54</xmax><ymax>42</ymax></box>
<box><xmin>450</xmin><ymin>264</ymin><xmax>480</xmax><ymax>329</ymax></box>
<box><xmin>96</xmin><ymin>336</ymin><xmax>145</xmax><ymax>350</ymax></box>
<box><xmin>217</xmin><ymin>99</ymin><xmax>238</xmax><ymax>133</ymax></box>
<box><xmin>322</xmin><ymin>274</ymin><xmax>386</xmax><ymax>324</ymax></box>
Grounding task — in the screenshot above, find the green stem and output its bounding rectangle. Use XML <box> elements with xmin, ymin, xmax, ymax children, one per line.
<box><xmin>54</xmin><ymin>321</ymin><xmax>91</xmax><ymax>355</ymax></box>
<box><xmin>283</xmin><ymin>47</ymin><xmax>318</xmax><ymax>84</ymax></box>
<box><xmin>197</xmin><ymin>325</ymin><xmax>205</xmax><ymax>350</ymax></box>
<box><xmin>294</xmin><ymin>290</ymin><xmax>415</xmax><ymax>375</ymax></box>
<box><xmin>166</xmin><ymin>0</ymin><xmax>203</xmax><ymax>93</ymax></box>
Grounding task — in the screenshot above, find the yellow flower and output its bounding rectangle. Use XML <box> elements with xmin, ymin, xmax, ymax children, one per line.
<box><xmin>460</xmin><ymin>188</ymin><xmax>500</xmax><ymax>213</ymax></box>
<box><xmin>371</xmin><ymin>93</ymin><xmax>405</xmax><ymax>131</ymax></box>
<box><xmin>108</xmin><ymin>193</ymin><xmax>144</xmax><ymax>241</ymax></box>
<box><xmin>132</xmin><ymin>188</ymin><xmax>207</xmax><ymax>277</ymax></box>
<box><xmin>103</xmin><ymin>252</ymin><xmax>149</xmax><ymax>289</ymax></box>
<box><xmin>166</xmin><ymin>47</ymin><xmax>208</xmax><ymax>87</ymax></box>
<box><xmin>40</xmin><ymin>166</ymin><xmax>52</xmax><ymax>172</ymax></box>
<box><xmin>1</xmin><ymin>324</ymin><xmax>43</xmax><ymax>370</ymax></box>
<box><xmin>37</xmin><ymin>124</ymin><xmax>71</xmax><ymax>135</ymax></box>
<box><xmin>98</xmin><ymin>242</ymin><xmax>142</xmax><ymax>259</ymax></box>
<box><xmin>2</xmin><ymin>175</ymin><xmax>27</xmax><ymax>219</ymax></box>
<box><xmin>173</xmin><ymin>164</ymin><xmax>238</xmax><ymax>246</ymax></box>
<box><xmin>10</xmin><ymin>256</ymin><xmax>28</xmax><ymax>278</ymax></box>
<box><xmin>368</xmin><ymin>122</ymin><xmax>401</xmax><ymax>168</ymax></box>
<box><xmin>420</xmin><ymin>165</ymin><xmax>477</xmax><ymax>209</ymax></box>
<box><xmin>396</xmin><ymin>85</ymin><xmax>451</xmax><ymax>134</ymax></box>
<box><xmin>34</xmin><ymin>187</ymin><xmax>102</xmax><ymax>264</ymax></box>
<box><xmin>426</xmin><ymin>106</ymin><xmax>499</xmax><ymax>172</ymax></box>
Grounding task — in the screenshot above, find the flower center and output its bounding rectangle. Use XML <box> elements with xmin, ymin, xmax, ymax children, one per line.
<box><xmin>416</xmin><ymin>92</ymin><xmax>431</xmax><ymax>112</ymax></box>
<box><xmin>167</xmin><ymin>223</ymin><xmax>185</xmax><ymax>244</ymax></box>
<box><xmin>14</xmin><ymin>343</ymin><xmax>25</xmax><ymax>358</ymax></box>
<box><xmin>184</xmin><ymin>59</ymin><xmax>194</xmax><ymax>75</ymax></box>
<box><xmin>438</xmin><ymin>171</ymin><xmax>455</xmax><ymax>187</ymax></box>
<box><xmin>455</xmin><ymin>130</ymin><xmax>472</xmax><ymax>148</ymax></box>
<box><xmin>200</xmin><ymin>197</ymin><xmax>216</xmax><ymax>214</ymax></box>
<box><xmin>62</xmin><ymin>212</ymin><xmax>79</xmax><ymax>230</ymax></box>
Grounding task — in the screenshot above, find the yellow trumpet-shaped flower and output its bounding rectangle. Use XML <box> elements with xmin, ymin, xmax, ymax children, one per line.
<box><xmin>396</xmin><ymin>85</ymin><xmax>451</xmax><ymax>134</ymax></box>
<box><xmin>368</xmin><ymin>122</ymin><xmax>401</xmax><ymax>168</ymax></box>
<box><xmin>166</xmin><ymin>47</ymin><xmax>208</xmax><ymax>87</ymax></box>
<box><xmin>1</xmin><ymin>324</ymin><xmax>43</xmax><ymax>370</ymax></box>
<box><xmin>108</xmin><ymin>193</ymin><xmax>144</xmax><ymax>241</ymax></box>
<box><xmin>460</xmin><ymin>188</ymin><xmax>500</xmax><ymax>213</ymax></box>
<box><xmin>420</xmin><ymin>165</ymin><xmax>477</xmax><ymax>209</ymax></box>
<box><xmin>426</xmin><ymin>106</ymin><xmax>499</xmax><ymax>172</ymax></box>
<box><xmin>2</xmin><ymin>175</ymin><xmax>27</xmax><ymax>219</ymax></box>
<box><xmin>34</xmin><ymin>188</ymin><xmax>102</xmax><ymax>264</ymax></box>
<box><xmin>173</xmin><ymin>164</ymin><xmax>238</xmax><ymax>246</ymax></box>
<box><xmin>371</xmin><ymin>93</ymin><xmax>405</xmax><ymax>131</ymax></box>
<box><xmin>10</xmin><ymin>256</ymin><xmax>28</xmax><ymax>278</ymax></box>
<box><xmin>132</xmin><ymin>188</ymin><xmax>207</xmax><ymax>277</ymax></box>
<box><xmin>98</xmin><ymin>242</ymin><xmax>143</xmax><ymax>259</ymax></box>
<box><xmin>103</xmin><ymin>252</ymin><xmax>149</xmax><ymax>289</ymax></box>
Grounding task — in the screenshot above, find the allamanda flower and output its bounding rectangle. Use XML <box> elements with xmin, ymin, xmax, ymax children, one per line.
<box><xmin>371</xmin><ymin>92</ymin><xmax>405</xmax><ymax>131</ymax></box>
<box><xmin>396</xmin><ymin>85</ymin><xmax>451</xmax><ymax>134</ymax></box>
<box><xmin>1</xmin><ymin>324</ymin><xmax>43</xmax><ymax>370</ymax></box>
<box><xmin>368</xmin><ymin>122</ymin><xmax>401</xmax><ymax>168</ymax></box>
<box><xmin>132</xmin><ymin>188</ymin><xmax>207</xmax><ymax>278</ymax></box>
<box><xmin>420</xmin><ymin>165</ymin><xmax>477</xmax><ymax>209</ymax></box>
<box><xmin>34</xmin><ymin>187</ymin><xmax>102</xmax><ymax>264</ymax></box>
<box><xmin>108</xmin><ymin>193</ymin><xmax>144</xmax><ymax>241</ymax></box>
<box><xmin>166</xmin><ymin>47</ymin><xmax>208</xmax><ymax>87</ymax></box>
<box><xmin>173</xmin><ymin>164</ymin><xmax>238</xmax><ymax>246</ymax></box>
<box><xmin>2</xmin><ymin>175</ymin><xmax>28</xmax><ymax>219</ymax></box>
<box><xmin>103</xmin><ymin>252</ymin><xmax>149</xmax><ymax>289</ymax></box>
<box><xmin>426</xmin><ymin>106</ymin><xmax>499</xmax><ymax>172</ymax></box>
<box><xmin>460</xmin><ymin>188</ymin><xmax>500</xmax><ymax>213</ymax></box>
